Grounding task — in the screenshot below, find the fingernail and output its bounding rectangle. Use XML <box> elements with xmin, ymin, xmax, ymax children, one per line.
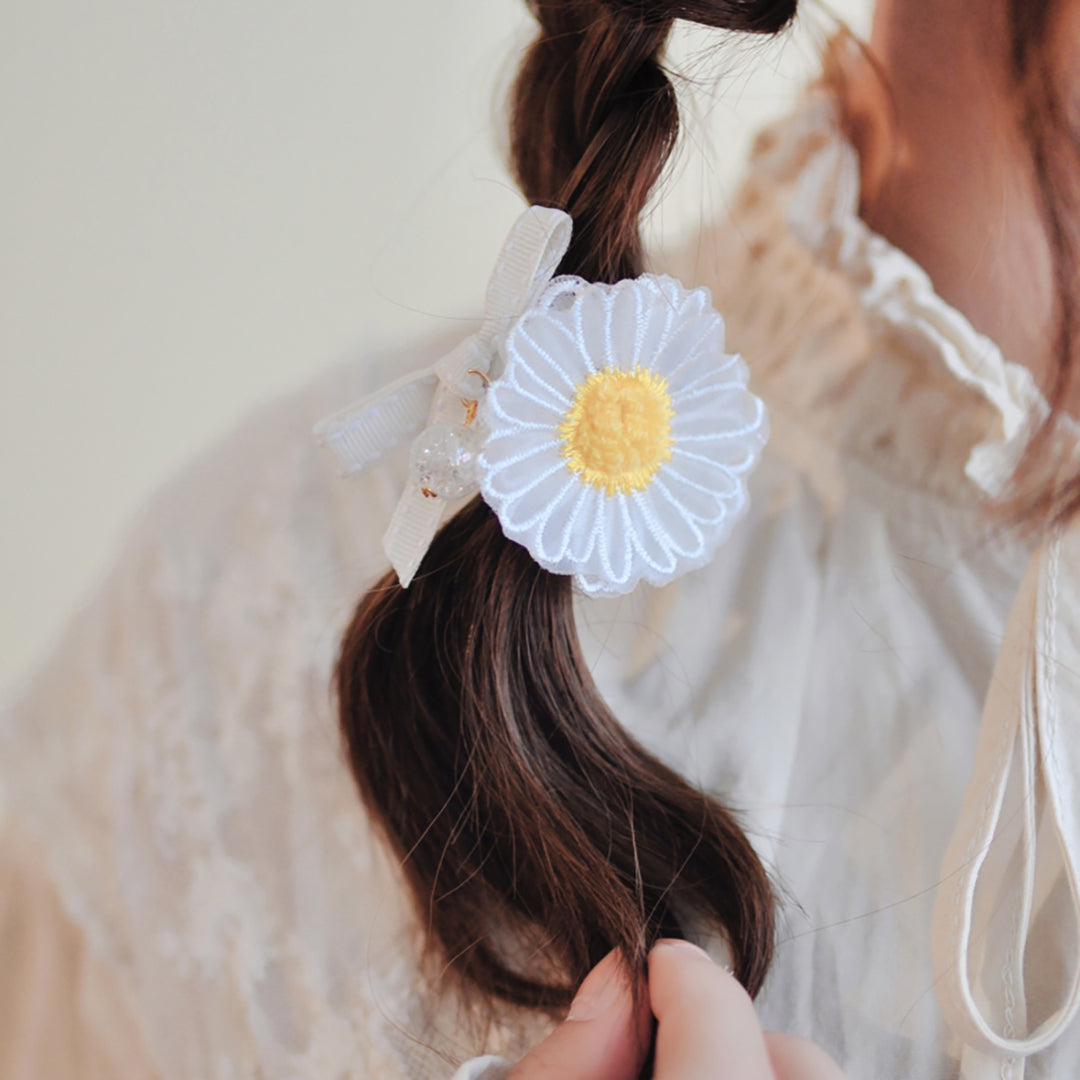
<box><xmin>653</xmin><ymin>938</ymin><xmax>713</xmax><ymax>962</ymax></box>
<box><xmin>567</xmin><ymin>951</ymin><xmax>626</xmax><ymax>1021</ymax></box>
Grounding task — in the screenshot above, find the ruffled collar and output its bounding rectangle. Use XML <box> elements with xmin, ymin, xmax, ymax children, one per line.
<box><xmin>660</xmin><ymin>87</ymin><xmax>1068</xmax><ymax>507</ymax></box>
<box><xmin>699</xmin><ymin>89</ymin><xmax>1080</xmax><ymax>1076</ymax></box>
<box><xmin>770</xmin><ymin>90</ymin><xmax>1056</xmax><ymax>497</ymax></box>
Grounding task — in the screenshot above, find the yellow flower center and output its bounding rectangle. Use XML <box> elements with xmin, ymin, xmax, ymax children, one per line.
<box><xmin>558</xmin><ymin>365</ymin><xmax>674</xmax><ymax>495</ymax></box>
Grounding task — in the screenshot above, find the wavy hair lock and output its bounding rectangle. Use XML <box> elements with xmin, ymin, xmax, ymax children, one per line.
<box><xmin>337</xmin><ymin>0</ymin><xmax>797</xmax><ymax>1013</ymax></box>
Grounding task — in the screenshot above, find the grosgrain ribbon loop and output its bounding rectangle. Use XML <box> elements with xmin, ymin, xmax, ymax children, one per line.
<box><xmin>313</xmin><ymin>205</ymin><xmax>572</xmax><ymax>586</ymax></box>
<box><xmin>931</xmin><ymin>524</ymin><xmax>1080</xmax><ymax>1077</ymax></box>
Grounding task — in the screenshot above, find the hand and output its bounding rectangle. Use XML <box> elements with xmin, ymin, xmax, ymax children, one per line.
<box><xmin>507</xmin><ymin>940</ymin><xmax>845</xmax><ymax>1080</ymax></box>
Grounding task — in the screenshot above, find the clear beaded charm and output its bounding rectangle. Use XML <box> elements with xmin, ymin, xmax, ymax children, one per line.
<box><xmin>408</xmin><ymin>423</ymin><xmax>484</xmax><ymax>499</ymax></box>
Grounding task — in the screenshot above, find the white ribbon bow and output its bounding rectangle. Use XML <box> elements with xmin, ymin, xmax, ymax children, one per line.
<box><xmin>932</xmin><ymin>524</ymin><xmax>1080</xmax><ymax>1079</ymax></box>
<box><xmin>314</xmin><ymin>205</ymin><xmax>572</xmax><ymax>587</ymax></box>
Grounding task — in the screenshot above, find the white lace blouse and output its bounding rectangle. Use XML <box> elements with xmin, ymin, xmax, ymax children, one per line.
<box><xmin>3</xmin><ymin>89</ymin><xmax>1079</xmax><ymax>1080</ymax></box>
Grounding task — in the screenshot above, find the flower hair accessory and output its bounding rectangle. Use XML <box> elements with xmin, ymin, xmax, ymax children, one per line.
<box><xmin>315</xmin><ymin>206</ymin><xmax>769</xmax><ymax>597</ymax></box>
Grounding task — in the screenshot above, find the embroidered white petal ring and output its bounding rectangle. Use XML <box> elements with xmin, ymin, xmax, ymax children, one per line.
<box><xmin>478</xmin><ymin>274</ymin><xmax>769</xmax><ymax>597</ymax></box>
<box><xmin>315</xmin><ymin>207</ymin><xmax>768</xmax><ymax>595</ymax></box>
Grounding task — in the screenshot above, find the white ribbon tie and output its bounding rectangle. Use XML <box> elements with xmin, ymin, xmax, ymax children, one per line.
<box><xmin>314</xmin><ymin>205</ymin><xmax>572</xmax><ymax>586</ymax></box>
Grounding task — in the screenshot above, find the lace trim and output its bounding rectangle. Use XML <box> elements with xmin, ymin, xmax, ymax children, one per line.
<box><xmin>754</xmin><ymin>91</ymin><xmax>1056</xmax><ymax>498</ymax></box>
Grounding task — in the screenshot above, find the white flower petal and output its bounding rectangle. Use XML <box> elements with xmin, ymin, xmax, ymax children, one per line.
<box><xmin>667</xmin><ymin>349</ymin><xmax>747</xmax><ymax>398</ymax></box>
<box><xmin>503</xmin><ymin>370</ymin><xmax>565</xmax><ymax>415</ymax></box>
<box><xmin>671</xmin><ymin>389</ymin><xmax>768</xmax><ymax>445</ymax></box>
<box><xmin>656</xmin><ymin>310</ymin><xmax>725</xmax><ymax>384</ymax></box>
<box><xmin>673</xmin><ymin>441</ymin><xmax>761</xmax><ymax>475</ymax></box>
<box><xmin>625</xmin><ymin>493</ymin><xmax>679</xmax><ymax>576</ymax></box>
<box><xmin>571</xmin><ymin>286</ymin><xmax>617</xmax><ymax>372</ymax></box>
<box><xmin>723</xmin><ymin>484</ymin><xmax>749</xmax><ymax>523</ymax></box>
<box><xmin>535</xmin><ymin>480</ymin><xmax>590</xmax><ymax>563</ymax></box>
<box><xmin>482</xmin><ymin>427</ymin><xmax>561</xmax><ymax>468</ymax></box>
<box><xmin>648</xmin><ymin>477</ymin><xmax>707</xmax><ymax>557</ymax></box>
<box><xmin>487</xmin><ymin>378</ymin><xmax>564</xmax><ymax>431</ymax></box>
<box><xmin>655</xmin><ymin>278</ymin><xmax>711</xmax><ymax>338</ymax></box>
<box><xmin>483</xmin><ymin>443</ymin><xmax>565</xmax><ymax>502</ymax></box>
<box><xmin>506</xmin><ymin>351</ymin><xmax>573</xmax><ymax>411</ymax></box>
<box><xmin>501</xmin><ymin>467</ymin><xmax>577</xmax><ymax>531</ymax></box>
<box><xmin>656</xmin><ymin>463</ymin><xmax>731</xmax><ymax>525</ymax></box>
<box><xmin>660</xmin><ymin>456</ymin><xmax>739</xmax><ymax>502</ymax></box>
<box><xmin>671</xmin><ymin>371</ymin><xmax>748</xmax><ymax>407</ymax></box>
<box><xmin>566</xmin><ymin>486</ymin><xmax>602</xmax><ymax>564</ymax></box>
<box><xmin>631</xmin><ymin>278</ymin><xmax>682</xmax><ymax>365</ymax></box>
<box><xmin>608</xmin><ymin>283</ymin><xmax>643</xmax><ymax>369</ymax></box>
<box><xmin>512</xmin><ymin>314</ymin><xmax>592</xmax><ymax>392</ymax></box>
<box><xmin>478</xmin><ymin>273</ymin><xmax>767</xmax><ymax>596</ymax></box>
<box><xmin>595</xmin><ymin>493</ymin><xmax>633</xmax><ymax>586</ymax></box>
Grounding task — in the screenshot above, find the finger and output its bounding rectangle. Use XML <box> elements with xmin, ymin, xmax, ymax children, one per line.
<box><xmin>764</xmin><ymin>1033</ymin><xmax>846</xmax><ymax>1080</ymax></box>
<box><xmin>508</xmin><ymin>951</ymin><xmax>651</xmax><ymax>1080</ymax></box>
<box><xmin>648</xmin><ymin>939</ymin><xmax>776</xmax><ymax>1080</ymax></box>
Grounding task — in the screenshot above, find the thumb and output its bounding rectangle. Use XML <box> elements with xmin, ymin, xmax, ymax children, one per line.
<box><xmin>508</xmin><ymin>951</ymin><xmax>650</xmax><ymax>1080</ymax></box>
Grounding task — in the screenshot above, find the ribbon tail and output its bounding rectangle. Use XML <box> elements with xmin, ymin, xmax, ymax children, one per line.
<box><xmin>932</xmin><ymin>527</ymin><xmax>1080</xmax><ymax>1068</ymax></box>
<box><xmin>475</xmin><ymin>206</ymin><xmax>573</xmax><ymax>371</ymax></box>
<box><xmin>313</xmin><ymin>368</ymin><xmax>439</xmax><ymax>476</ymax></box>
<box><xmin>383</xmin><ymin>486</ymin><xmax>447</xmax><ymax>589</ymax></box>
<box><xmin>315</xmin><ymin>205</ymin><xmax>575</xmax><ymax>587</ymax></box>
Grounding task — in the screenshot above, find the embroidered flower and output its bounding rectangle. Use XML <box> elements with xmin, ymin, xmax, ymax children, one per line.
<box><xmin>478</xmin><ymin>275</ymin><xmax>769</xmax><ymax>596</ymax></box>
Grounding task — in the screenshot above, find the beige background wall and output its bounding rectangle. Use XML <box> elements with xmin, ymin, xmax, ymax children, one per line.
<box><xmin>0</xmin><ymin>0</ymin><xmax>872</xmax><ymax>694</ymax></box>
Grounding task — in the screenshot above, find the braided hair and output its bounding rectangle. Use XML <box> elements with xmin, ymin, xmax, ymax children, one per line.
<box><xmin>338</xmin><ymin>0</ymin><xmax>797</xmax><ymax>1012</ymax></box>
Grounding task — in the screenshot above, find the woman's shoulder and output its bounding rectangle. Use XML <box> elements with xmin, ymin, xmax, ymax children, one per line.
<box><xmin>0</xmin><ymin>329</ymin><xmax>514</xmax><ymax>1080</ymax></box>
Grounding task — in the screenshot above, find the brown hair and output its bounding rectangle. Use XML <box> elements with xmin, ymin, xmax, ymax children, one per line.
<box><xmin>337</xmin><ymin>0</ymin><xmax>797</xmax><ymax>1013</ymax></box>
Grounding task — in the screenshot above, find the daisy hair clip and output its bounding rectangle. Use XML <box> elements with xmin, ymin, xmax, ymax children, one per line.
<box><xmin>314</xmin><ymin>206</ymin><xmax>769</xmax><ymax>596</ymax></box>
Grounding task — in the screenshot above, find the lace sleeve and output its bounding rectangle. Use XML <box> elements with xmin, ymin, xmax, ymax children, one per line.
<box><xmin>0</xmin><ymin>344</ymin><xmax>548</xmax><ymax>1079</ymax></box>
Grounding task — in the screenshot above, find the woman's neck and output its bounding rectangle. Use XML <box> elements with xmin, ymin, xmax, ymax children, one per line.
<box><xmin>840</xmin><ymin>0</ymin><xmax>1062</xmax><ymax>386</ymax></box>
